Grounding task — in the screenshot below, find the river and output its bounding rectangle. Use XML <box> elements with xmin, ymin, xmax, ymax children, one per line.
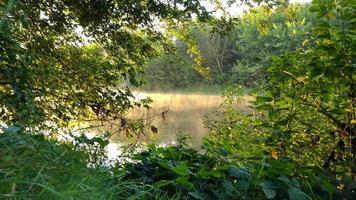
<box><xmin>96</xmin><ymin>92</ymin><xmax>254</xmax><ymax>159</ymax></box>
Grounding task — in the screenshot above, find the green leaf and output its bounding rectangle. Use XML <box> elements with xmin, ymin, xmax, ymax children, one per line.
<box><xmin>237</xmin><ymin>180</ymin><xmax>250</xmax><ymax>193</ymax></box>
<box><xmin>175</xmin><ymin>176</ymin><xmax>194</xmax><ymax>189</ymax></box>
<box><xmin>223</xmin><ymin>180</ymin><xmax>234</xmax><ymax>196</ymax></box>
<box><xmin>229</xmin><ymin>166</ymin><xmax>251</xmax><ymax>181</ymax></box>
<box><xmin>198</xmin><ymin>168</ymin><xmax>211</xmax><ymax>179</ymax></box>
<box><xmin>256</xmin><ymin>96</ymin><xmax>274</xmax><ymax>103</ymax></box>
<box><xmin>262</xmin><ymin>187</ymin><xmax>276</xmax><ymax>199</ymax></box>
<box><xmin>172</xmin><ymin>163</ymin><xmax>189</xmax><ymax>176</ymax></box>
<box><xmin>5</xmin><ymin>125</ymin><xmax>22</xmax><ymax>134</ymax></box>
<box><xmin>154</xmin><ymin>180</ymin><xmax>175</xmax><ymax>188</ymax></box>
<box><xmin>210</xmin><ymin>170</ymin><xmax>224</xmax><ymax>178</ymax></box>
<box><xmin>287</xmin><ymin>187</ymin><xmax>312</xmax><ymax>200</ymax></box>
<box><xmin>4</xmin><ymin>0</ymin><xmax>16</xmax><ymax>13</ymax></box>
<box><xmin>259</xmin><ymin>181</ymin><xmax>277</xmax><ymax>199</ymax></box>
<box><xmin>188</xmin><ymin>191</ymin><xmax>206</xmax><ymax>200</ymax></box>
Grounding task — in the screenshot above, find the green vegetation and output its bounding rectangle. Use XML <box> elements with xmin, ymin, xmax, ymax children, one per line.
<box><xmin>1</xmin><ymin>0</ymin><xmax>355</xmax><ymax>199</ymax></box>
<box><xmin>143</xmin><ymin>3</ymin><xmax>315</xmax><ymax>89</ymax></box>
<box><xmin>138</xmin><ymin>84</ymin><xmax>251</xmax><ymax>94</ymax></box>
<box><xmin>0</xmin><ymin>128</ymin><xmax>181</xmax><ymax>200</ymax></box>
<box><xmin>230</xmin><ymin>3</ymin><xmax>315</xmax><ymax>87</ymax></box>
<box><xmin>0</xmin><ymin>0</ymin><xmax>210</xmax><ymax>128</ymax></box>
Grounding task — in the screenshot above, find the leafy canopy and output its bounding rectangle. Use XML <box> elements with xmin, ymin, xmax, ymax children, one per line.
<box><xmin>0</xmin><ymin>0</ymin><xmax>211</xmax><ymax>129</ymax></box>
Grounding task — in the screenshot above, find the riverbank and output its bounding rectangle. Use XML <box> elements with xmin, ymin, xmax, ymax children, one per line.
<box><xmin>136</xmin><ymin>85</ymin><xmax>253</xmax><ymax>95</ymax></box>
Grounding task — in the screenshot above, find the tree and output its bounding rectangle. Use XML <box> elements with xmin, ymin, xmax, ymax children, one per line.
<box><xmin>230</xmin><ymin>3</ymin><xmax>315</xmax><ymax>87</ymax></box>
<box><xmin>254</xmin><ymin>0</ymin><xmax>355</xmax><ymax>174</ymax></box>
<box><xmin>142</xmin><ymin>3</ymin><xmax>315</xmax><ymax>89</ymax></box>
<box><xmin>192</xmin><ymin>24</ymin><xmax>237</xmax><ymax>84</ymax></box>
<box><xmin>143</xmin><ymin>41</ymin><xmax>204</xmax><ymax>90</ymax></box>
<box><xmin>203</xmin><ymin>1</ymin><xmax>355</xmax><ymax>194</ymax></box>
<box><xmin>0</xmin><ymin>0</ymin><xmax>211</xmax><ymax>129</ymax></box>
<box><xmin>142</xmin><ymin>23</ymin><xmax>237</xmax><ymax>89</ymax></box>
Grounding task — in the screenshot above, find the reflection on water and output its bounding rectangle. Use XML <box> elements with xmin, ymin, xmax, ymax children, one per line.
<box><xmin>109</xmin><ymin>92</ymin><xmax>253</xmax><ymax>150</ymax></box>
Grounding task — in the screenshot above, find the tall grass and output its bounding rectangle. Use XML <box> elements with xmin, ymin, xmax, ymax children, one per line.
<box><xmin>0</xmin><ymin>129</ymin><xmax>180</xmax><ymax>200</ymax></box>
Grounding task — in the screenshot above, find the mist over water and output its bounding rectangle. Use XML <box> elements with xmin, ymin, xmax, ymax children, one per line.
<box><xmin>110</xmin><ymin>92</ymin><xmax>253</xmax><ymax>149</ymax></box>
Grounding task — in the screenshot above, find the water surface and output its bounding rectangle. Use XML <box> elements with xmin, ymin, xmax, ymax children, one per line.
<box><xmin>109</xmin><ymin>92</ymin><xmax>253</xmax><ymax>150</ymax></box>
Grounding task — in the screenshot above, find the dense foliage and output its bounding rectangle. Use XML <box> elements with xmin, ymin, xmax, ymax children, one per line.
<box><xmin>230</xmin><ymin>3</ymin><xmax>315</xmax><ymax>87</ymax></box>
<box><xmin>143</xmin><ymin>41</ymin><xmax>204</xmax><ymax>90</ymax></box>
<box><xmin>3</xmin><ymin>129</ymin><xmax>353</xmax><ymax>200</ymax></box>
<box><xmin>0</xmin><ymin>127</ymin><xmax>182</xmax><ymax>200</ymax></box>
<box><xmin>0</xmin><ymin>0</ymin><xmax>210</xmax><ymax>128</ymax></box>
<box><xmin>142</xmin><ymin>3</ymin><xmax>314</xmax><ymax>90</ymax></box>
<box><xmin>1</xmin><ymin>0</ymin><xmax>355</xmax><ymax>199</ymax></box>
<box><xmin>204</xmin><ymin>0</ymin><xmax>356</xmax><ymax>197</ymax></box>
<box><xmin>256</xmin><ymin>0</ymin><xmax>355</xmax><ymax>173</ymax></box>
<box><xmin>123</xmin><ymin>133</ymin><xmax>347</xmax><ymax>200</ymax></box>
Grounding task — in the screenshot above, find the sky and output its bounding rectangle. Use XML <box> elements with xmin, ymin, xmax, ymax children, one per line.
<box><xmin>204</xmin><ymin>0</ymin><xmax>312</xmax><ymax>17</ymax></box>
<box><xmin>290</xmin><ymin>0</ymin><xmax>311</xmax><ymax>3</ymax></box>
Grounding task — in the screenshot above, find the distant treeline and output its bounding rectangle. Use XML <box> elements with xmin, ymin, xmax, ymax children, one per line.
<box><xmin>143</xmin><ymin>3</ymin><xmax>315</xmax><ymax>90</ymax></box>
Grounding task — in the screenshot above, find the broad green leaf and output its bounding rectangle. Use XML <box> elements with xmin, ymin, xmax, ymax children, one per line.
<box><xmin>229</xmin><ymin>166</ymin><xmax>251</xmax><ymax>181</ymax></box>
<box><xmin>262</xmin><ymin>187</ymin><xmax>277</xmax><ymax>199</ymax></box>
<box><xmin>188</xmin><ymin>191</ymin><xmax>206</xmax><ymax>200</ymax></box>
<box><xmin>172</xmin><ymin>163</ymin><xmax>189</xmax><ymax>176</ymax></box>
<box><xmin>175</xmin><ymin>176</ymin><xmax>194</xmax><ymax>189</ymax></box>
<box><xmin>259</xmin><ymin>181</ymin><xmax>277</xmax><ymax>199</ymax></box>
<box><xmin>288</xmin><ymin>187</ymin><xmax>312</xmax><ymax>200</ymax></box>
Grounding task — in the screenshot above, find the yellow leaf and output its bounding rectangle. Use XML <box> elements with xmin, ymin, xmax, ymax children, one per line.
<box><xmin>296</xmin><ymin>76</ymin><xmax>306</xmax><ymax>83</ymax></box>
<box><xmin>323</xmin><ymin>39</ymin><xmax>334</xmax><ymax>46</ymax></box>
<box><xmin>302</xmin><ymin>39</ymin><xmax>309</xmax><ymax>47</ymax></box>
<box><xmin>271</xmin><ymin>149</ymin><xmax>278</xmax><ymax>160</ymax></box>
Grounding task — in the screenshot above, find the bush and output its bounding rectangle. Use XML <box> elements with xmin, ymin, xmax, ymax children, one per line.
<box><xmin>122</xmin><ymin>138</ymin><xmax>348</xmax><ymax>199</ymax></box>
<box><xmin>1</xmin><ymin>127</ymin><xmax>355</xmax><ymax>199</ymax></box>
